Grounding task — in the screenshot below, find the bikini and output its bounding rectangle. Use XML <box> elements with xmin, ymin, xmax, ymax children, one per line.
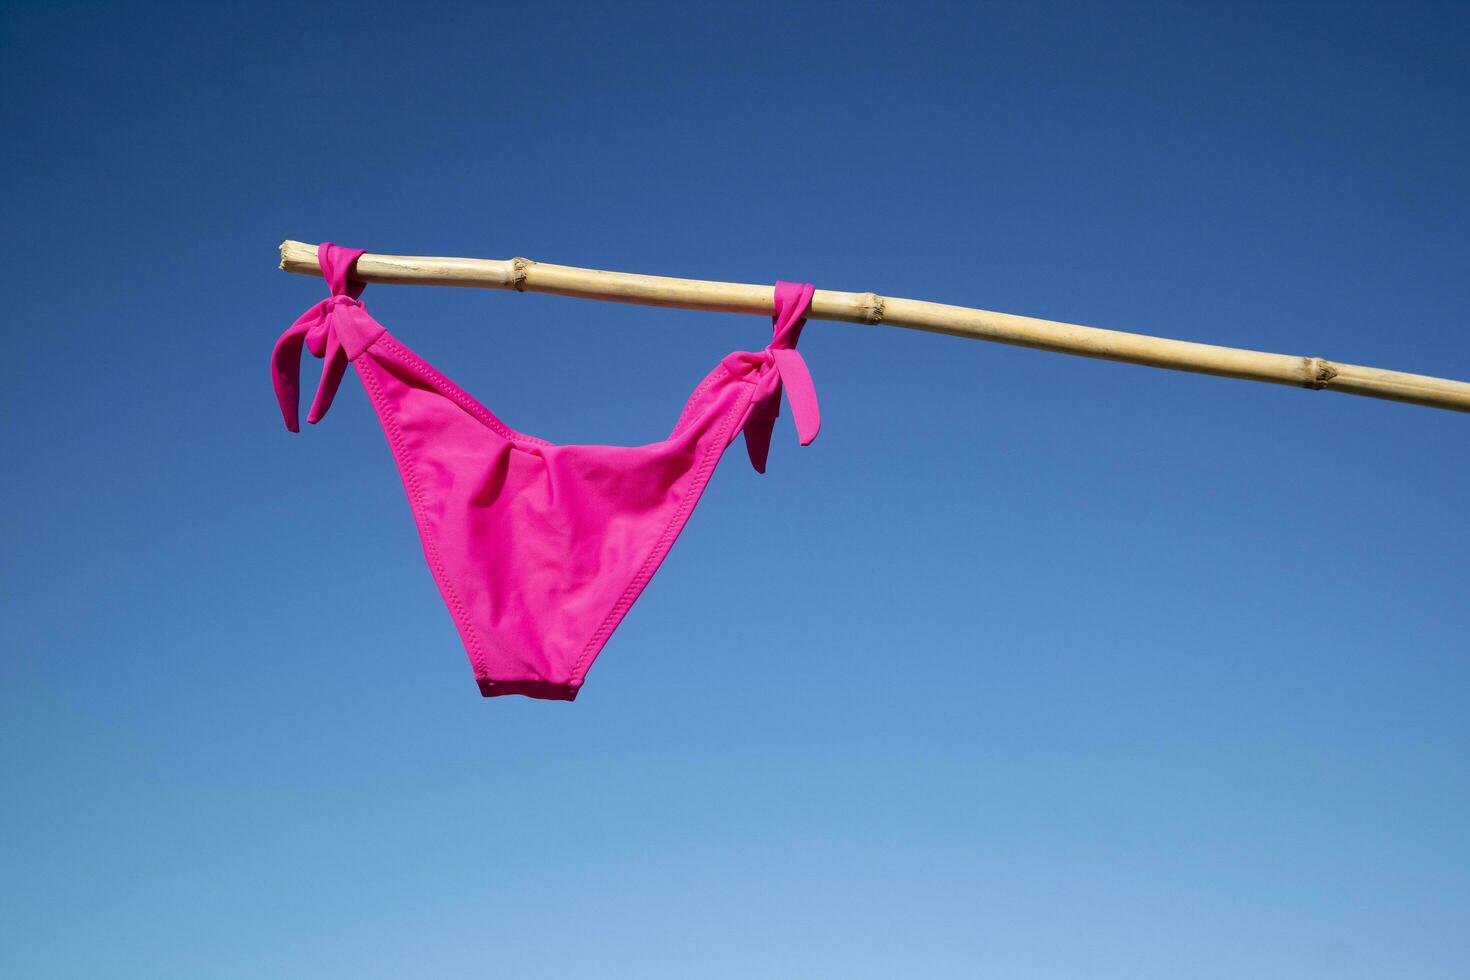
<box><xmin>271</xmin><ymin>243</ymin><xmax>821</xmax><ymax>700</ymax></box>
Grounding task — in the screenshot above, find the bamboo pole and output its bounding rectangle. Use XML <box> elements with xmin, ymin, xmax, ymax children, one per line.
<box><xmin>279</xmin><ymin>240</ymin><xmax>1470</xmax><ymax>414</ymax></box>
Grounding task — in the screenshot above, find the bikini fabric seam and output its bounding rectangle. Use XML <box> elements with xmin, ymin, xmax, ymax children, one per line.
<box><xmin>355</xmin><ymin>348</ymin><xmax>492</xmax><ymax>682</ymax></box>
<box><xmin>568</xmin><ymin>378</ymin><xmax>756</xmax><ymax>683</ymax></box>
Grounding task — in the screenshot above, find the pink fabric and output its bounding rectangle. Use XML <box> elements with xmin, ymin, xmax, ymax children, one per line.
<box><xmin>272</xmin><ymin>243</ymin><xmax>820</xmax><ymax>700</ymax></box>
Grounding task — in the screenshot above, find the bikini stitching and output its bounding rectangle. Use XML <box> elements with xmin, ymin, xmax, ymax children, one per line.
<box><xmin>379</xmin><ymin>336</ymin><xmax>551</xmax><ymax>447</ymax></box>
<box><xmin>356</xmin><ymin>349</ymin><xmax>491</xmax><ymax>681</ymax></box>
<box><xmin>671</xmin><ymin>364</ymin><xmax>739</xmax><ymax>436</ymax></box>
<box><xmin>568</xmin><ymin>377</ymin><xmax>755</xmax><ymax>683</ymax></box>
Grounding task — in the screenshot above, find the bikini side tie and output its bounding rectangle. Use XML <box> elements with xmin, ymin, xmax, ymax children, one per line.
<box><xmin>270</xmin><ymin>242</ymin><xmax>384</xmax><ymax>431</ymax></box>
<box><xmin>723</xmin><ymin>280</ymin><xmax>822</xmax><ymax>473</ymax></box>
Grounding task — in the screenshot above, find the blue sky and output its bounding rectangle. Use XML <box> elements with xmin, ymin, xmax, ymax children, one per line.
<box><xmin>2</xmin><ymin>1</ymin><xmax>1467</xmax><ymax>976</ymax></box>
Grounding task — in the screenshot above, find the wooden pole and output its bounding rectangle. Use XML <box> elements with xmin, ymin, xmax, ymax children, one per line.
<box><xmin>279</xmin><ymin>240</ymin><xmax>1470</xmax><ymax>414</ymax></box>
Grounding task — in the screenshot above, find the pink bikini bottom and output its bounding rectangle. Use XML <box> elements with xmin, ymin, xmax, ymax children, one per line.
<box><xmin>271</xmin><ymin>243</ymin><xmax>821</xmax><ymax>700</ymax></box>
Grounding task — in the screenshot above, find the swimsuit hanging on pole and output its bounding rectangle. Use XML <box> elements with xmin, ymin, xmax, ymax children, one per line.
<box><xmin>271</xmin><ymin>243</ymin><xmax>821</xmax><ymax>700</ymax></box>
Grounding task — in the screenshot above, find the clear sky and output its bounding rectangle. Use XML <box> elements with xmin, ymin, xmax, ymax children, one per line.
<box><xmin>3</xmin><ymin>1</ymin><xmax>1467</xmax><ymax>976</ymax></box>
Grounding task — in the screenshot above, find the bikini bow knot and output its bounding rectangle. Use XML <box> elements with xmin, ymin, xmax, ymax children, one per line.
<box><xmin>724</xmin><ymin>280</ymin><xmax>821</xmax><ymax>473</ymax></box>
<box><xmin>270</xmin><ymin>243</ymin><xmax>383</xmax><ymax>431</ymax></box>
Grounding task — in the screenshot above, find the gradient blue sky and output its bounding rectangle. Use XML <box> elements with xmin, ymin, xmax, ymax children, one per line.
<box><xmin>3</xmin><ymin>1</ymin><xmax>1468</xmax><ymax>976</ymax></box>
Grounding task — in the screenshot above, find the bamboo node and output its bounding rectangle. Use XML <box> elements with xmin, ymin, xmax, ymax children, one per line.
<box><xmin>511</xmin><ymin>257</ymin><xmax>531</xmax><ymax>292</ymax></box>
<box><xmin>864</xmin><ymin>292</ymin><xmax>886</xmax><ymax>325</ymax></box>
<box><xmin>1303</xmin><ymin>357</ymin><xmax>1338</xmax><ymax>390</ymax></box>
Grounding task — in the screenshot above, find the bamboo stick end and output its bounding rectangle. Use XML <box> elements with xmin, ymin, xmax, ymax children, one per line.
<box><xmin>278</xmin><ymin>240</ymin><xmax>322</xmax><ymax>278</ymax></box>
